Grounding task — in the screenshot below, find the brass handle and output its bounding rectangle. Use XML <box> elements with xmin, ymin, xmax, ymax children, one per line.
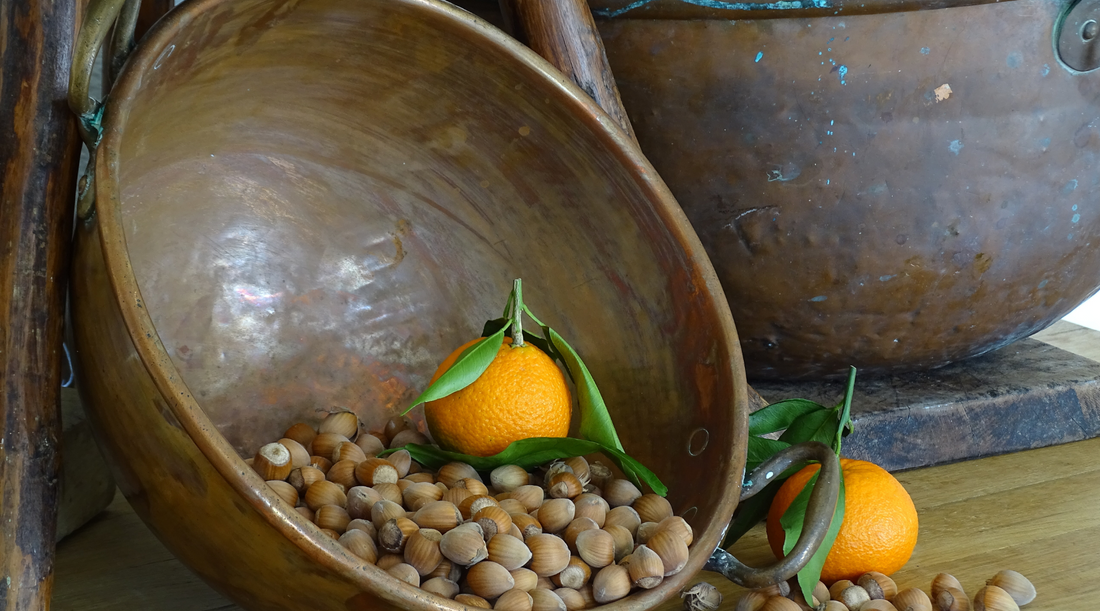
<box><xmin>69</xmin><ymin>0</ymin><xmax>134</xmax><ymax>147</ymax></box>
<box><xmin>704</xmin><ymin>441</ymin><xmax>841</xmax><ymax>589</ymax></box>
<box><xmin>68</xmin><ymin>0</ymin><xmax>140</xmax><ymax>219</ymax></box>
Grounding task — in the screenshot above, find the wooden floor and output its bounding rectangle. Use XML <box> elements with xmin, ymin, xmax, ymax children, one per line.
<box><xmin>51</xmin><ymin>321</ymin><xmax>1100</xmax><ymax>610</ymax></box>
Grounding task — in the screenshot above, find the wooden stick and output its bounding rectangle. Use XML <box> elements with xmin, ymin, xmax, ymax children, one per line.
<box><xmin>499</xmin><ymin>0</ymin><xmax>638</xmax><ymax>144</ymax></box>
<box><xmin>0</xmin><ymin>0</ymin><xmax>85</xmax><ymax>607</ymax></box>
<box><xmin>136</xmin><ymin>0</ymin><xmax>173</xmax><ymax>39</ymax></box>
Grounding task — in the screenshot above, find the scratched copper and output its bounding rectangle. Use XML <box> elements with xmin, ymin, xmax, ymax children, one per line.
<box><xmin>596</xmin><ymin>0</ymin><xmax>1100</xmax><ymax>378</ymax></box>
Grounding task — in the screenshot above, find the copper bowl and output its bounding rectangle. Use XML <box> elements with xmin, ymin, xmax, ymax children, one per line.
<box><xmin>64</xmin><ymin>0</ymin><xmax>823</xmax><ymax>608</ymax></box>
<box><xmin>585</xmin><ymin>0</ymin><xmax>1100</xmax><ymax>379</ymax></box>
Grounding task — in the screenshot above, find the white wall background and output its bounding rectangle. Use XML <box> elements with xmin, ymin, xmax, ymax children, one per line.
<box><xmin>1065</xmin><ymin>293</ymin><xmax>1100</xmax><ymax>332</ymax></box>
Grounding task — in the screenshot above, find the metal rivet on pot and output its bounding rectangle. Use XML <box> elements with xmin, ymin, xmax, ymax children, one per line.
<box><xmin>687</xmin><ymin>428</ymin><xmax>709</xmax><ymax>457</ymax></box>
<box><xmin>1057</xmin><ymin>0</ymin><xmax>1100</xmax><ymax>72</ymax></box>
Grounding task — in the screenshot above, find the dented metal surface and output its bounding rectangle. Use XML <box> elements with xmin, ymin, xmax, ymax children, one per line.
<box><xmin>596</xmin><ymin>0</ymin><xmax>1100</xmax><ymax>378</ymax></box>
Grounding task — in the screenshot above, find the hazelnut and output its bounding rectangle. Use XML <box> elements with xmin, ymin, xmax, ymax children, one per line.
<box><xmin>495</xmin><ymin>589</ymin><xmax>534</xmax><ymax>611</ymax></box>
<box><xmin>491</xmin><ymin>465</ymin><xmax>531</xmax><ymax>493</ymax></box>
<box><xmin>277</xmin><ymin>438</ymin><xmax>311</xmax><ymax>468</ymax></box>
<box><xmin>530</xmin><ymin>588</ymin><xmax>567</xmax><ymax>611</ymax></box>
<box><xmin>985</xmin><ymin>571</ymin><xmax>1035</xmax><ymax>606</ymax></box>
<box><xmin>603</xmin><ymin>479</ymin><xmax>642</xmax><ymax>508</ymax></box>
<box><xmin>859</xmin><ymin>572</ymin><xmax>898</xmax><ymax>600</ymax></box>
<box><xmin>282</xmin><ymin>423</ymin><xmax>317</xmax><ymax>449</ymax></box>
<box><xmin>627</xmin><ymin>544</ymin><xmax>664</xmax><ymax>589</ymax></box>
<box><xmin>437</xmin><ymin>462</ymin><xmax>481</xmax><ymax>488</ymax></box>
<box><xmin>633</xmin><ymin>494</ymin><xmax>674</xmax><ymax>523</ymax></box>
<box><xmin>893</xmin><ymin>587</ymin><xmax>933</xmax><ymax>611</ymax></box>
<box><xmin>467</xmin><ymin>560</ymin><xmax>515</xmax><ymax>599</ymax></box>
<box><xmin>319</xmin><ymin>411</ymin><xmax>359</xmax><ymax>439</ymax></box>
<box><xmin>413</xmin><ymin>500</ymin><xmax>462</xmax><ymax>533</ymax></box>
<box><xmin>421</xmin><ymin>576</ymin><xmax>460</xmax><ymax>599</ymax></box>
<box><xmin>840</xmin><ymin>585</ymin><xmax>872</xmax><ymax>611</ymax></box>
<box><xmin>592</xmin><ymin>564</ymin><xmax>632</xmax><ymax>604</ymax></box>
<box><xmin>455</xmin><ymin>594</ymin><xmax>492</xmax><ymax>608</ymax></box>
<box><xmin>404</xmin><ymin>528</ymin><xmax>444</xmax><ymax>576</ymax></box>
<box><xmin>972</xmin><ymin>586</ymin><xmax>1019</xmax><ymax>611</ymax></box>
<box><xmin>252</xmin><ymin>442</ymin><xmax>292</xmax><ymax>481</ymax></box>
<box><xmin>439</xmin><ymin>523</ymin><xmax>489</xmax><ymax>566</ymax></box>
<box><xmin>934</xmin><ymin>587</ymin><xmax>970</xmax><ymax>611</ymax></box>
<box><xmin>510</xmin><ymin>567</ymin><xmax>539</xmax><ymax>592</ymax></box>
<box><xmin>487</xmin><ymin>533</ymin><xmax>533</xmax><ymax>570</ymax></box>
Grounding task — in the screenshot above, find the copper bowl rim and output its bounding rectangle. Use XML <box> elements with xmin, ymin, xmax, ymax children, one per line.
<box><xmin>92</xmin><ymin>0</ymin><xmax>751</xmax><ymax>607</ymax></box>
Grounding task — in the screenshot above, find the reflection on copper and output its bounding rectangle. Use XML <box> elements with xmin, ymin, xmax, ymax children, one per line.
<box><xmin>235</xmin><ymin>286</ymin><xmax>283</xmax><ymax>307</ymax></box>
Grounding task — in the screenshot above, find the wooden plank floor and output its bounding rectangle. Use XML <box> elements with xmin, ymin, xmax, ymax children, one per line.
<box><xmin>51</xmin><ymin>322</ymin><xmax>1100</xmax><ymax>610</ymax></box>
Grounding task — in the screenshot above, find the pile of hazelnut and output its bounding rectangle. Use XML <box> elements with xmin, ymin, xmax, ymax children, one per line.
<box><xmin>735</xmin><ymin>569</ymin><xmax>1037</xmax><ymax>611</ymax></box>
<box><xmin>246</xmin><ymin>411</ymin><xmax>694</xmax><ymax>611</ymax></box>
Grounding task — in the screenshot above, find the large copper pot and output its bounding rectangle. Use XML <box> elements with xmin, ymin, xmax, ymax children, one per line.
<box><xmin>586</xmin><ymin>0</ymin><xmax>1100</xmax><ymax>379</ymax></box>
<box><xmin>66</xmin><ymin>0</ymin><xmax>839</xmax><ymax>609</ymax></box>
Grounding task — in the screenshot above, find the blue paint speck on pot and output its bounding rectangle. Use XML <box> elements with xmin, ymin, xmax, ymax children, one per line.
<box><xmin>755</xmin><ymin>51</ymin><xmax>763</xmax><ymax>62</ymax></box>
<box><xmin>810</xmin><ymin>295</ymin><xmax>828</xmax><ymax>302</ymax></box>
<box><xmin>920</xmin><ymin>47</ymin><xmax>930</xmax><ymax>54</ymax></box>
<box><xmin>949</xmin><ymin>140</ymin><xmax>964</xmax><ymax>155</ymax></box>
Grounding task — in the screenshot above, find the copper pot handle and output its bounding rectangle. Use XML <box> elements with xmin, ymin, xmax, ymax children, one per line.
<box><xmin>69</xmin><ymin>0</ymin><xmax>138</xmax><ymax>147</ymax></box>
<box><xmin>68</xmin><ymin>0</ymin><xmax>140</xmax><ymax>219</ymax></box>
<box><xmin>704</xmin><ymin>441</ymin><xmax>842</xmax><ymax>589</ymax></box>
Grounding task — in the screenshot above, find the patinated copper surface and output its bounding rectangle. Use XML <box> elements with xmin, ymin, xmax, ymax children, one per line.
<box><xmin>591</xmin><ymin>0</ymin><xmax>1100</xmax><ymax>379</ymax></box>
<box><xmin>69</xmin><ymin>0</ymin><xmax>757</xmax><ymax>609</ymax></box>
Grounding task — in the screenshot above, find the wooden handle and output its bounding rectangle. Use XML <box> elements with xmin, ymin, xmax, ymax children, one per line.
<box><xmin>0</xmin><ymin>0</ymin><xmax>85</xmax><ymax>608</ymax></box>
<box><xmin>499</xmin><ymin>0</ymin><xmax>638</xmax><ymax>144</ymax></box>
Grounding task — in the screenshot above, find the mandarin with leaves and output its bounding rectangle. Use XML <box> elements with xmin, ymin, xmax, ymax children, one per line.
<box><xmin>424</xmin><ymin>336</ymin><xmax>570</xmax><ymax>457</ymax></box>
<box><xmin>766</xmin><ymin>458</ymin><xmax>918</xmax><ymax>582</ymax></box>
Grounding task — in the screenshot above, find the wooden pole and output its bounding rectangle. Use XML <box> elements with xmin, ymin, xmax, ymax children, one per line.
<box><xmin>135</xmin><ymin>0</ymin><xmax>173</xmax><ymax>40</ymax></box>
<box><xmin>499</xmin><ymin>0</ymin><xmax>638</xmax><ymax>144</ymax></box>
<box><xmin>0</xmin><ymin>0</ymin><xmax>84</xmax><ymax>607</ymax></box>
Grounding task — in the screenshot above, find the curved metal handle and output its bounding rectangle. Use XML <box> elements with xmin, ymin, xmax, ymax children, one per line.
<box><xmin>69</xmin><ymin>0</ymin><xmax>135</xmax><ymax>147</ymax></box>
<box><xmin>704</xmin><ymin>441</ymin><xmax>841</xmax><ymax>589</ymax></box>
<box><xmin>68</xmin><ymin>0</ymin><xmax>140</xmax><ymax>219</ymax></box>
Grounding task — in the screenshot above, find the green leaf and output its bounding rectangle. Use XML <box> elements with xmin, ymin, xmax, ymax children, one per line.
<box><xmin>722</xmin><ymin>487</ymin><xmax>778</xmax><ymax>548</ymax></box>
<box><xmin>780</xmin><ymin>470</ymin><xmax>846</xmax><ymax>604</ymax></box>
<box><xmin>779</xmin><ymin>408</ymin><xmax>840</xmax><ymax>447</ymax></box>
<box><xmin>749</xmin><ymin>399</ymin><xmax>828</xmax><ymax>436</ymax></box>
<box><xmin>516</xmin><ymin>306</ymin><xmax>565</xmax><ymax>363</ymax></box>
<box><xmin>400</xmin><ymin>325</ymin><xmax>508</xmax><ymax>415</ymax></box>
<box><xmin>481</xmin><ymin>317</ymin><xmax>508</xmax><ymax>337</ymax></box>
<box><xmin>382</xmin><ymin>437</ymin><xmax>666</xmax><ymax>495</ymax></box>
<box><xmin>747</xmin><ymin>436</ymin><xmax>791</xmax><ymax>473</ymax></box>
<box><xmin>544</xmin><ymin>325</ymin><xmax>623</xmax><ymax>452</ymax></box>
